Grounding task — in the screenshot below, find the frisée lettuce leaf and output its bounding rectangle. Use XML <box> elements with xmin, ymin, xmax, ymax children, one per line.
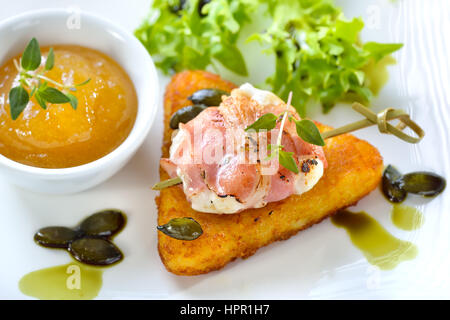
<box><xmin>135</xmin><ymin>0</ymin><xmax>255</xmax><ymax>76</ymax></box>
<box><xmin>135</xmin><ymin>0</ymin><xmax>403</xmax><ymax>115</ymax></box>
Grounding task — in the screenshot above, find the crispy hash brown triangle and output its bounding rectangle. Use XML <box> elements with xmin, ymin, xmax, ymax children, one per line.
<box><xmin>156</xmin><ymin>71</ymin><xmax>383</xmax><ymax>276</ymax></box>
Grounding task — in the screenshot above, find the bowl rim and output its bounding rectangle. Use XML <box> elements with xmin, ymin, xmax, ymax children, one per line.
<box><xmin>0</xmin><ymin>8</ymin><xmax>159</xmax><ymax>178</ymax></box>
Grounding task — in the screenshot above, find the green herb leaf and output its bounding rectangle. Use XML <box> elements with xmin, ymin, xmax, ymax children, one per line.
<box><xmin>264</xmin><ymin>144</ymin><xmax>280</xmax><ymax>161</ymax></box>
<box><xmin>245</xmin><ymin>113</ymin><xmax>278</xmax><ymax>132</ymax></box>
<box><xmin>295</xmin><ymin>119</ymin><xmax>325</xmax><ymax>146</ymax></box>
<box><xmin>9</xmin><ymin>86</ymin><xmax>29</xmax><ymax>120</ymax></box>
<box><xmin>45</xmin><ymin>48</ymin><xmax>55</xmax><ymax>71</ymax></box>
<box><xmin>34</xmin><ymin>91</ymin><xmax>47</xmax><ymax>110</ymax></box>
<box><xmin>39</xmin><ymin>81</ymin><xmax>49</xmax><ymax>91</ymax></box>
<box><xmin>39</xmin><ymin>87</ymin><xmax>70</xmax><ymax>104</ymax></box>
<box><xmin>74</xmin><ymin>78</ymin><xmax>91</xmax><ymax>87</ymax></box>
<box><xmin>264</xmin><ymin>152</ymin><xmax>277</xmax><ymax>162</ymax></box>
<box><xmin>66</xmin><ymin>93</ymin><xmax>78</xmax><ymax>110</ymax></box>
<box><xmin>21</xmin><ymin>38</ymin><xmax>41</xmax><ymax>71</ymax></box>
<box><xmin>29</xmin><ymin>86</ymin><xmax>37</xmax><ymax>98</ymax></box>
<box><xmin>279</xmin><ymin>150</ymin><xmax>299</xmax><ymax>174</ymax></box>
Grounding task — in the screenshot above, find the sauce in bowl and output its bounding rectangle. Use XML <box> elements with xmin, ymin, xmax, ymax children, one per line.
<box><xmin>0</xmin><ymin>45</ymin><xmax>137</xmax><ymax>168</ymax></box>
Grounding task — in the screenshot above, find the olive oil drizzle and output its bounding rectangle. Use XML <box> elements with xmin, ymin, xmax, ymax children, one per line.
<box><xmin>363</xmin><ymin>55</ymin><xmax>395</xmax><ymax>96</ymax></box>
<box><xmin>331</xmin><ymin>210</ymin><xmax>418</xmax><ymax>270</ymax></box>
<box><xmin>331</xmin><ymin>163</ymin><xmax>443</xmax><ymax>271</ymax></box>
<box><xmin>19</xmin><ymin>262</ymin><xmax>103</xmax><ymax>300</ymax></box>
<box><xmin>391</xmin><ymin>204</ymin><xmax>424</xmax><ymax>231</ymax></box>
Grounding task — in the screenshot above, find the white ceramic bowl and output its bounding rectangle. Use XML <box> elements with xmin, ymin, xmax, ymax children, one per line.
<box><xmin>0</xmin><ymin>9</ymin><xmax>158</xmax><ymax>194</ymax></box>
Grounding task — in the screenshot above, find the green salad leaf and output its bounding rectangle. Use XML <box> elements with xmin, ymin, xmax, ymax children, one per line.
<box><xmin>135</xmin><ymin>0</ymin><xmax>255</xmax><ymax>75</ymax></box>
<box><xmin>135</xmin><ymin>0</ymin><xmax>403</xmax><ymax>115</ymax></box>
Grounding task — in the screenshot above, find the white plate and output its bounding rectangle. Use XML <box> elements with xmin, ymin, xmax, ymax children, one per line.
<box><xmin>1</xmin><ymin>0</ymin><xmax>449</xmax><ymax>299</ymax></box>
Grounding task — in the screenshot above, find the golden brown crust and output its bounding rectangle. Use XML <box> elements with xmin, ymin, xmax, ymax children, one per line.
<box><xmin>156</xmin><ymin>70</ymin><xmax>384</xmax><ymax>276</ymax></box>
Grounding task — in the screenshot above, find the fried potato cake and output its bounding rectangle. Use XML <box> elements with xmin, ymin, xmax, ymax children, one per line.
<box><xmin>156</xmin><ymin>70</ymin><xmax>383</xmax><ymax>275</ymax></box>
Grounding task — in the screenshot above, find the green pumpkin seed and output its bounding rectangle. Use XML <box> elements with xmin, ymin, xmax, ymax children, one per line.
<box><xmin>34</xmin><ymin>227</ymin><xmax>79</xmax><ymax>248</ymax></box>
<box><xmin>79</xmin><ymin>209</ymin><xmax>126</xmax><ymax>237</ymax></box>
<box><xmin>69</xmin><ymin>238</ymin><xmax>123</xmax><ymax>266</ymax></box>
<box><xmin>400</xmin><ymin>172</ymin><xmax>446</xmax><ymax>197</ymax></box>
<box><xmin>382</xmin><ymin>165</ymin><xmax>407</xmax><ymax>203</ymax></box>
<box><xmin>169</xmin><ymin>104</ymin><xmax>207</xmax><ymax>129</ymax></box>
<box><xmin>188</xmin><ymin>88</ymin><xmax>229</xmax><ymax>106</ymax></box>
<box><xmin>157</xmin><ymin>217</ymin><xmax>203</xmax><ymax>241</ymax></box>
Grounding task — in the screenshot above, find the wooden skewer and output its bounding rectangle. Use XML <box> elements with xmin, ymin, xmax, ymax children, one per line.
<box><xmin>153</xmin><ymin>177</ymin><xmax>183</xmax><ymax>190</ymax></box>
<box><xmin>321</xmin><ymin>103</ymin><xmax>425</xmax><ymax>143</ymax></box>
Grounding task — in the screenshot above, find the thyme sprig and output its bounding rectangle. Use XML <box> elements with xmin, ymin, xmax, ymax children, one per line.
<box><xmin>8</xmin><ymin>38</ymin><xmax>91</xmax><ymax>120</ymax></box>
<box><xmin>244</xmin><ymin>92</ymin><xmax>325</xmax><ymax>174</ymax></box>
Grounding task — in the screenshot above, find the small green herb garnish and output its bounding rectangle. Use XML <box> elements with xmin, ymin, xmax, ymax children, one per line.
<box><xmin>295</xmin><ymin>119</ymin><xmax>325</xmax><ymax>147</ymax></box>
<box><xmin>8</xmin><ymin>38</ymin><xmax>90</xmax><ymax>120</ymax></box>
<box><xmin>244</xmin><ymin>113</ymin><xmax>278</xmax><ymax>132</ymax></box>
<box><xmin>245</xmin><ymin>92</ymin><xmax>324</xmax><ymax>174</ymax></box>
<box><xmin>278</xmin><ymin>149</ymin><xmax>299</xmax><ymax>174</ymax></box>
